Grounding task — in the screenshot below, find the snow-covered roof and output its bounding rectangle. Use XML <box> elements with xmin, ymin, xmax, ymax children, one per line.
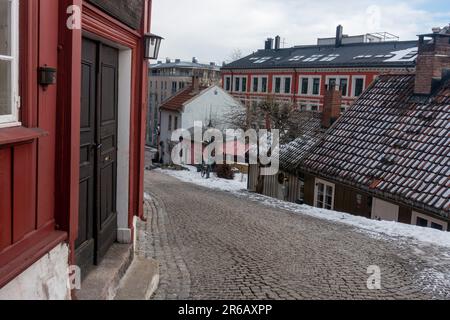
<box><xmin>279</xmin><ymin>112</ymin><xmax>325</xmax><ymax>174</ymax></box>
<box><xmin>301</xmin><ymin>74</ymin><xmax>450</xmax><ymax>218</ymax></box>
<box><xmin>222</xmin><ymin>41</ymin><xmax>418</xmax><ymax>70</ymax></box>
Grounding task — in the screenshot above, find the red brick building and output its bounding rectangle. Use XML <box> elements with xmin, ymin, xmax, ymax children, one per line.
<box><xmin>221</xmin><ymin>26</ymin><xmax>418</xmax><ymax>112</ymax></box>
<box><xmin>0</xmin><ymin>0</ymin><xmax>153</xmax><ymax>299</ymax></box>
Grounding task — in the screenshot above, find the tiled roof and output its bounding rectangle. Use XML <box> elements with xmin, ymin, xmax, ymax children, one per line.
<box><xmin>301</xmin><ymin>74</ymin><xmax>450</xmax><ymax>217</ymax></box>
<box><xmin>222</xmin><ymin>41</ymin><xmax>418</xmax><ymax>70</ymax></box>
<box><xmin>160</xmin><ymin>85</ymin><xmax>208</xmax><ymax>112</ymax></box>
<box><xmin>280</xmin><ymin>112</ymin><xmax>325</xmax><ymax>174</ymax></box>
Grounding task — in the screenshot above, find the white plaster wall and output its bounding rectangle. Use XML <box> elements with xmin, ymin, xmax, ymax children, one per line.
<box><xmin>182</xmin><ymin>86</ymin><xmax>242</xmax><ymax>131</ymax></box>
<box><xmin>160</xmin><ymin>109</ymin><xmax>180</xmax><ymax>163</ymax></box>
<box><xmin>0</xmin><ymin>243</ymin><xmax>70</xmax><ymax>300</ymax></box>
<box><xmin>116</xmin><ymin>49</ymin><xmax>132</xmax><ymax>244</ymax></box>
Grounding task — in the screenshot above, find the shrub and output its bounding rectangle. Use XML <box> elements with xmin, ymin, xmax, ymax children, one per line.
<box><xmin>216</xmin><ymin>164</ymin><xmax>235</xmax><ymax>180</ymax></box>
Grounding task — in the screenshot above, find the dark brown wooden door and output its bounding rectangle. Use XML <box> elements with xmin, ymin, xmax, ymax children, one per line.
<box><xmin>76</xmin><ymin>38</ymin><xmax>119</xmax><ymax>274</ymax></box>
<box><xmin>96</xmin><ymin>44</ymin><xmax>119</xmax><ymax>262</ymax></box>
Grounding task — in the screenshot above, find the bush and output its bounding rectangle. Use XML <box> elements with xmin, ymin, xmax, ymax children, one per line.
<box><xmin>216</xmin><ymin>164</ymin><xmax>235</xmax><ymax>180</ymax></box>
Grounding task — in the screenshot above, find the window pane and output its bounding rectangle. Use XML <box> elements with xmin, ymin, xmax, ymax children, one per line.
<box><xmin>284</xmin><ymin>78</ymin><xmax>291</xmax><ymax>94</ymax></box>
<box><xmin>235</xmin><ymin>78</ymin><xmax>240</xmax><ymax>91</ymax></box>
<box><xmin>354</xmin><ymin>78</ymin><xmax>364</xmax><ymax>96</ymax></box>
<box><xmin>242</xmin><ymin>78</ymin><xmax>247</xmax><ymax>92</ymax></box>
<box><xmin>301</xmin><ymin>78</ymin><xmax>308</xmax><ymax>94</ymax></box>
<box><xmin>0</xmin><ymin>59</ymin><xmax>11</xmax><ymax>116</ymax></box>
<box><xmin>340</xmin><ymin>79</ymin><xmax>348</xmax><ymax>96</ymax></box>
<box><xmin>431</xmin><ymin>222</ymin><xmax>443</xmax><ymax>231</ymax></box>
<box><xmin>261</xmin><ymin>78</ymin><xmax>267</xmax><ymax>92</ymax></box>
<box><xmin>275</xmin><ymin>78</ymin><xmax>281</xmax><ymax>93</ymax></box>
<box><xmin>0</xmin><ymin>0</ymin><xmax>11</xmax><ymax>56</ymax></box>
<box><xmin>416</xmin><ymin>217</ymin><xmax>428</xmax><ymax>227</ymax></box>
<box><xmin>253</xmin><ymin>78</ymin><xmax>258</xmax><ymax>92</ymax></box>
<box><xmin>312</xmin><ymin>78</ymin><xmax>320</xmax><ymax>95</ymax></box>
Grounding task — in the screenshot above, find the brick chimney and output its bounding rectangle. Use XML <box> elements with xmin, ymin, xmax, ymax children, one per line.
<box><xmin>414</xmin><ymin>25</ymin><xmax>450</xmax><ymax>95</ymax></box>
<box><xmin>192</xmin><ymin>75</ymin><xmax>200</xmax><ymax>94</ymax></box>
<box><xmin>322</xmin><ymin>84</ymin><xmax>342</xmax><ymax>128</ymax></box>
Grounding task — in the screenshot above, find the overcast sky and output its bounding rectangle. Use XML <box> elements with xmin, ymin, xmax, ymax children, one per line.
<box><xmin>151</xmin><ymin>0</ymin><xmax>450</xmax><ymax>64</ymax></box>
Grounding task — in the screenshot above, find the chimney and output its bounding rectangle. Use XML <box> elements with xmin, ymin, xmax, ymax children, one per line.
<box><xmin>192</xmin><ymin>75</ymin><xmax>200</xmax><ymax>93</ymax></box>
<box><xmin>414</xmin><ymin>25</ymin><xmax>450</xmax><ymax>95</ymax></box>
<box><xmin>175</xmin><ymin>59</ymin><xmax>181</xmax><ymax>63</ymax></box>
<box><xmin>165</xmin><ymin>58</ymin><xmax>171</xmax><ymax>63</ymax></box>
<box><xmin>192</xmin><ymin>57</ymin><xmax>198</xmax><ymax>63</ymax></box>
<box><xmin>335</xmin><ymin>25</ymin><xmax>344</xmax><ymax>48</ymax></box>
<box><xmin>322</xmin><ymin>84</ymin><xmax>342</xmax><ymax>128</ymax></box>
<box><xmin>275</xmin><ymin>36</ymin><xmax>281</xmax><ymax>50</ymax></box>
<box><xmin>265</xmin><ymin>38</ymin><xmax>274</xmax><ymax>50</ymax></box>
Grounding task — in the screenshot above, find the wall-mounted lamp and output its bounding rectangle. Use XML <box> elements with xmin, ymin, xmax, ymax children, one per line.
<box><xmin>38</xmin><ymin>66</ymin><xmax>57</xmax><ymax>89</ymax></box>
<box><xmin>144</xmin><ymin>33</ymin><xmax>164</xmax><ymax>60</ymax></box>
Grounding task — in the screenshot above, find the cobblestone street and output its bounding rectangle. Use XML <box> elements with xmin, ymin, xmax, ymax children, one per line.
<box><xmin>137</xmin><ymin>170</ymin><xmax>450</xmax><ymax>300</ymax></box>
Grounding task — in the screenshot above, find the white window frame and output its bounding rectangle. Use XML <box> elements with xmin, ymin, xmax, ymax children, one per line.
<box><xmin>325</xmin><ymin>75</ymin><xmax>350</xmax><ymax>97</ymax></box>
<box><xmin>224</xmin><ymin>76</ymin><xmax>231</xmax><ymax>91</ymax></box>
<box><xmin>314</xmin><ymin>178</ymin><xmax>335</xmax><ymax>210</ymax></box>
<box><xmin>0</xmin><ymin>0</ymin><xmax>20</xmax><ymax>128</ymax></box>
<box><xmin>299</xmin><ymin>76</ymin><xmax>322</xmax><ymax>96</ymax></box>
<box><xmin>233</xmin><ymin>76</ymin><xmax>247</xmax><ymax>93</ymax></box>
<box><xmin>411</xmin><ymin>211</ymin><xmax>448</xmax><ymax>231</ymax></box>
<box><xmin>272</xmin><ymin>75</ymin><xmax>292</xmax><ymax>94</ymax></box>
<box><xmin>251</xmin><ymin>75</ymin><xmax>268</xmax><ymax>93</ymax></box>
<box><xmin>351</xmin><ymin>76</ymin><xmax>366</xmax><ymax>97</ymax></box>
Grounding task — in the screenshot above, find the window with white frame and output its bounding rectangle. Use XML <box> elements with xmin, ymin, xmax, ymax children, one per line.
<box><xmin>411</xmin><ymin>211</ymin><xmax>448</xmax><ymax>231</ymax></box>
<box><xmin>273</xmin><ymin>76</ymin><xmax>292</xmax><ymax>94</ymax></box>
<box><xmin>224</xmin><ymin>76</ymin><xmax>231</xmax><ymax>91</ymax></box>
<box><xmin>299</xmin><ymin>101</ymin><xmax>319</xmax><ymax>112</ymax></box>
<box><xmin>0</xmin><ymin>0</ymin><xmax>20</xmax><ymax>127</ymax></box>
<box><xmin>326</xmin><ymin>76</ymin><xmax>349</xmax><ymax>97</ymax></box>
<box><xmin>352</xmin><ymin>76</ymin><xmax>365</xmax><ymax>97</ymax></box>
<box><xmin>251</xmin><ymin>76</ymin><xmax>268</xmax><ymax>93</ymax></box>
<box><xmin>314</xmin><ymin>179</ymin><xmax>335</xmax><ymax>210</ymax></box>
<box><xmin>233</xmin><ymin>76</ymin><xmax>247</xmax><ymax>93</ymax></box>
<box><xmin>299</xmin><ymin>76</ymin><xmax>321</xmax><ymax>96</ymax></box>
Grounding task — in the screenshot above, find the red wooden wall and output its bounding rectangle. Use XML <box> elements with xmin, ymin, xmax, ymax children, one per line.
<box><xmin>0</xmin><ymin>0</ymin><xmax>66</xmax><ymax>288</ymax></box>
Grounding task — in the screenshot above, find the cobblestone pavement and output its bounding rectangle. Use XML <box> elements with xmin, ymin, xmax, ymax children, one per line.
<box><xmin>137</xmin><ymin>170</ymin><xmax>450</xmax><ymax>300</ymax></box>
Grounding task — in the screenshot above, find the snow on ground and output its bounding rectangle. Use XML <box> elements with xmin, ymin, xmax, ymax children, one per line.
<box><xmin>156</xmin><ymin>166</ymin><xmax>247</xmax><ymax>192</ymax></box>
<box><xmin>155</xmin><ymin>166</ymin><xmax>450</xmax><ymax>250</ymax></box>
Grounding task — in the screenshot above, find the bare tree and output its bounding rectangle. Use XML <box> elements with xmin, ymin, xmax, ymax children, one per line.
<box><xmin>224</xmin><ymin>97</ymin><xmax>315</xmax><ymax>145</ymax></box>
<box><xmin>228</xmin><ymin>48</ymin><xmax>243</xmax><ymax>63</ymax></box>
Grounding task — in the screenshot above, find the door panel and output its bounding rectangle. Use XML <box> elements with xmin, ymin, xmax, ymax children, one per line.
<box><xmin>76</xmin><ymin>38</ymin><xmax>97</xmax><ymax>275</ymax></box>
<box><xmin>95</xmin><ymin>44</ymin><xmax>119</xmax><ymax>263</ymax></box>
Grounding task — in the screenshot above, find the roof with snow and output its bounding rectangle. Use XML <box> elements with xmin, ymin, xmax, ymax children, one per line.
<box><xmin>160</xmin><ymin>85</ymin><xmax>209</xmax><ymax>112</ymax></box>
<box><xmin>222</xmin><ymin>41</ymin><xmax>418</xmax><ymax>70</ymax></box>
<box><xmin>300</xmin><ymin>74</ymin><xmax>450</xmax><ymax>218</ymax></box>
<box><xmin>150</xmin><ymin>60</ymin><xmax>220</xmax><ymax>71</ymax></box>
<box><xmin>279</xmin><ymin>112</ymin><xmax>325</xmax><ymax>174</ymax></box>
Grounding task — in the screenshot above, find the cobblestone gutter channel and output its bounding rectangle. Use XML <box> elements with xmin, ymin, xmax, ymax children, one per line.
<box><xmin>137</xmin><ymin>192</ymin><xmax>191</xmax><ymax>300</ymax></box>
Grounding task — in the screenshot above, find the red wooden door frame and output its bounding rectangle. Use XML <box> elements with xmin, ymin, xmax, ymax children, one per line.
<box><xmin>56</xmin><ymin>0</ymin><xmax>150</xmax><ymax>264</ymax></box>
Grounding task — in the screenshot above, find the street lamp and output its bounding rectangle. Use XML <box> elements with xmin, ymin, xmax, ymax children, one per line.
<box><xmin>144</xmin><ymin>33</ymin><xmax>163</xmax><ymax>60</ymax></box>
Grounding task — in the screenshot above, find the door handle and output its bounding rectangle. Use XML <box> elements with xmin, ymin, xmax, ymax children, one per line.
<box><xmin>90</xmin><ymin>143</ymin><xmax>103</xmax><ymax>151</ymax></box>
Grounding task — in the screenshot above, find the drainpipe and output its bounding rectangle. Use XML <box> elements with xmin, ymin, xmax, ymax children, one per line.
<box><xmin>293</xmin><ymin>68</ymin><xmax>299</xmax><ymax>107</ymax></box>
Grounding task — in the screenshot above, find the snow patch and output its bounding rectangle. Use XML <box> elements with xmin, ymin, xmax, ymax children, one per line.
<box><xmin>156</xmin><ymin>166</ymin><xmax>247</xmax><ymax>192</ymax></box>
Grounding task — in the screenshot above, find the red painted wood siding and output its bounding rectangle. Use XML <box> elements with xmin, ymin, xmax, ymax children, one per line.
<box><xmin>0</xmin><ymin>149</ymin><xmax>12</xmax><ymax>252</ymax></box>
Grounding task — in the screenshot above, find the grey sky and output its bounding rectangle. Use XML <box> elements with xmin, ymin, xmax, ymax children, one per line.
<box><xmin>151</xmin><ymin>0</ymin><xmax>450</xmax><ymax>65</ymax></box>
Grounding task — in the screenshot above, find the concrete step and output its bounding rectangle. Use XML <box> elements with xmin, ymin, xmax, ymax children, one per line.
<box><xmin>74</xmin><ymin>244</ymin><xmax>134</xmax><ymax>300</ymax></box>
<box><xmin>114</xmin><ymin>257</ymin><xmax>159</xmax><ymax>300</ymax></box>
